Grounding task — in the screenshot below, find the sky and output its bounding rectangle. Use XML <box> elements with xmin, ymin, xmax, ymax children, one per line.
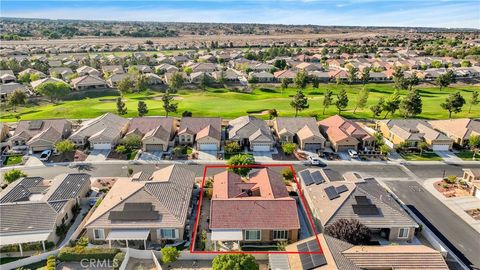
<box><xmin>1</xmin><ymin>0</ymin><xmax>479</xmax><ymax>29</ymax></box>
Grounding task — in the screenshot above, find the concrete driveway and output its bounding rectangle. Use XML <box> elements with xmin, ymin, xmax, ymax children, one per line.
<box><xmin>252</xmin><ymin>151</ymin><xmax>273</xmax><ymax>161</ymax></box>
<box><xmin>85</xmin><ymin>150</ymin><xmax>110</xmax><ymax>162</ymax></box>
<box><xmin>197</xmin><ymin>151</ymin><xmax>217</xmax><ymax>160</ymax></box>
<box><xmin>435</xmin><ymin>151</ymin><xmax>462</xmax><ymax>162</ymax></box>
<box><xmin>138</xmin><ymin>151</ymin><xmax>163</xmax><ymax>162</ymax></box>
<box><xmin>337</xmin><ymin>152</ymin><xmax>351</xmax><ymax>161</ymax></box>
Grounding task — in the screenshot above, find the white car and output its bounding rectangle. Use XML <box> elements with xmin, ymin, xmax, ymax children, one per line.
<box><xmin>39</xmin><ymin>150</ymin><xmax>52</xmax><ymax>161</ymax></box>
<box><xmin>308</xmin><ymin>155</ymin><xmax>326</xmax><ymax>167</ymax></box>
<box><xmin>348</xmin><ymin>149</ymin><xmax>358</xmax><ymax>158</ymax></box>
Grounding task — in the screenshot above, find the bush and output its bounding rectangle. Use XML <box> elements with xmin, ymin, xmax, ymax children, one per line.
<box><xmin>57</xmin><ymin>247</ymin><xmax>120</xmax><ymax>262</ymax></box>
<box><xmin>112</xmin><ymin>252</ymin><xmax>125</xmax><ymax>270</ymax></box>
<box><xmin>224</xmin><ymin>141</ymin><xmax>241</xmax><ymax>154</ymax></box>
<box><xmin>161</xmin><ymin>246</ymin><xmax>180</xmax><ymax>264</ymax></box>
<box><xmin>281</xmin><ymin>142</ymin><xmax>297</xmax><ymax>155</ymax></box>
<box><xmin>3</xmin><ymin>169</ymin><xmax>27</xmax><ymax>183</ymax></box>
<box><xmin>444</xmin><ymin>175</ymin><xmax>457</xmax><ymax>184</ymax></box>
<box><xmin>76</xmin><ymin>237</ymin><xmax>89</xmax><ymax>248</ymax></box>
<box><xmin>55</xmin><ymin>139</ymin><xmax>75</xmax><ymax>154</ymax></box>
<box><xmin>227</xmin><ymin>154</ymin><xmax>255</xmax><ymax>177</ymax></box>
<box><xmin>46</xmin><ymin>255</ymin><xmax>56</xmax><ymax>270</ymax></box>
<box><xmin>212</xmin><ymin>254</ymin><xmax>259</xmax><ymax>270</ymax></box>
<box><xmin>282</xmin><ymin>168</ymin><xmax>294</xmax><ymax>181</ymax></box>
<box><xmin>121</xmin><ymin>134</ymin><xmax>142</xmax><ymax>150</ymax></box>
<box><xmin>324</xmin><ymin>218</ymin><xmax>370</xmax><ymax>245</ymax></box>
<box><xmin>115</xmin><ymin>145</ymin><xmax>127</xmax><ymax>154</ymax></box>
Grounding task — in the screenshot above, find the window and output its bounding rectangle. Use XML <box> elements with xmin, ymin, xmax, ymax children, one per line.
<box><xmin>398</xmin><ymin>228</ymin><xmax>409</xmax><ymax>239</ymax></box>
<box><xmin>93</xmin><ymin>229</ymin><xmax>105</xmax><ymax>240</ymax></box>
<box><xmin>244</xmin><ymin>230</ymin><xmax>261</xmax><ymax>241</ymax></box>
<box><xmin>159</xmin><ymin>229</ymin><xmax>177</xmax><ymax>239</ymax></box>
<box><xmin>273</xmin><ymin>230</ymin><xmax>288</xmax><ymax>240</ymax></box>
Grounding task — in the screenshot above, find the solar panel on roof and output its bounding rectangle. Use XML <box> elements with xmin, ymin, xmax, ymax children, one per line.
<box><xmin>355</xmin><ymin>195</ymin><xmax>370</xmax><ymax>205</ymax></box>
<box><xmin>352</xmin><ymin>204</ymin><xmax>380</xmax><ymax>215</ymax></box>
<box><xmin>299</xmin><ymin>170</ymin><xmax>314</xmax><ymax>186</ymax></box>
<box><xmin>298</xmin><ymin>239</ymin><xmax>327</xmax><ymax>270</ymax></box>
<box><xmin>28</xmin><ymin>120</ymin><xmax>44</xmax><ymax>130</ymax></box>
<box><xmin>109</xmin><ymin>210</ymin><xmax>160</xmax><ymax>221</ymax></box>
<box><xmin>335</xmin><ymin>184</ymin><xmax>348</xmax><ymax>194</ymax></box>
<box><xmin>310</xmin><ymin>171</ymin><xmax>324</xmax><ymax>184</ymax></box>
<box><xmin>324</xmin><ymin>186</ymin><xmax>339</xmax><ymax>200</ymax></box>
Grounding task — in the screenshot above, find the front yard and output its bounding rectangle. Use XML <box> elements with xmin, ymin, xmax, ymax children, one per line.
<box><xmin>455</xmin><ymin>150</ymin><xmax>477</xmax><ymax>161</ymax></box>
<box><xmin>3</xmin><ymin>155</ymin><xmax>23</xmax><ymax>166</ymax></box>
<box><xmin>400</xmin><ymin>152</ymin><xmax>443</xmax><ymax>161</ymax></box>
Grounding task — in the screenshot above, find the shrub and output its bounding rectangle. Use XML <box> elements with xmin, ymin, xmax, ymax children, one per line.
<box><xmin>55</xmin><ymin>139</ymin><xmax>75</xmax><ymax>154</ymax></box>
<box><xmin>212</xmin><ymin>254</ymin><xmax>259</xmax><ymax>270</ymax></box>
<box><xmin>324</xmin><ymin>218</ymin><xmax>370</xmax><ymax>245</ymax></box>
<box><xmin>3</xmin><ymin>169</ymin><xmax>27</xmax><ymax>183</ymax></box>
<box><xmin>282</xmin><ymin>168</ymin><xmax>294</xmax><ymax>181</ymax></box>
<box><xmin>224</xmin><ymin>141</ymin><xmax>241</xmax><ymax>154</ymax></box>
<box><xmin>57</xmin><ymin>246</ymin><xmax>120</xmax><ymax>262</ymax></box>
<box><xmin>115</xmin><ymin>145</ymin><xmax>127</xmax><ymax>154</ymax></box>
<box><xmin>444</xmin><ymin>175</ymin><xmax>457</xmax><ymax>184</ymax></box>
<box><xmin>161</xmin><ymin>246</ymin><xmax>180</xmax><ymax>264</ymax></box>
<box><xmin>46</xmin><ymin>255</ymin><xmax>56</xmax><ymax>270</ymax></box>
<box><xmin>112</xmin><ymin>252</ymin><xmax>125</xmax><ymax>270</ymax></box>
<box><xmin>227</xmin><ymin>154</ymin><xmax>254</xmax><ymax>177</ymax></box>
<box><xmin>121</xmin><ymin>134</ymin><xmax>142</xmax><ymax>150</ymax></box>
<box><xmin>76</xmin><ymin>237</ymin><xmax>89</xmax><ymax>248</ymax></box>
<box><xmin>281</xmin><ymin>142</ymin><xmax>297</xmax><ymax>155</ymax></box>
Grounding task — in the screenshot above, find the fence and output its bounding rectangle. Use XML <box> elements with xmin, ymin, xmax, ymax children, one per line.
<box><xmin>1</xmin><ymin>250</ymin><xmax>59</xmax><ymax>270</ymax></box>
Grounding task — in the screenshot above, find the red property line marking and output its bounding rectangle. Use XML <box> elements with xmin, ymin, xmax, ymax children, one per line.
<box><xmin>190</xmin><ymin>164</ymin><xmax>323</xmax><ymax>255</ymax></box>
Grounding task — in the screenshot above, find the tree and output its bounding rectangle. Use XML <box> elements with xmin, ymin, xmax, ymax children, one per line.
<box><xmin>294</xmin><ymin>70</ymin><xmax>308</xmax><ymax>89</ymax></box>
<box><xmin>400</xmin><ymin>89</ymin><xmax>422</xmax><ymax>118</ymax></box>
<box><xmin>407</xmin><ymin>72</ymin><xmax>419</xmax><ymax>91</ymax></box>
<box><xmin>224</xmin><ymin>141</ymin><xmax>241</xmax><ymax>155</ymax></box>
<box><xmin>162</xmin><ymin>92</ymin><xmax>178</xmax><ymax>117</ymax></box>
<box><xmin>182</xmin><ymin>110</ymin><xmax>193</xmax><ymax>117</ymax></box>
<box><xmin>441</xmin><ymin>91</ymin><xmax>465</xmax><ymax>118</ymax></box>
<box><xmin>55</xmin><ymin>139</ymin><xmax>75</xmax><ymax>154</ymax></box>
<box><xmin>36</xmin><ymin>81</ymin><xmax>70</xmax><ymax>102</ymax></box>
<box><xmin>168</xmin><ymin>72</ymin><xmax>184</xmax><ymax>92</ymax></box>
<box><xmin>161</xmin><ymin>247</ymin><xmax>180</xmax><ymax>264</ymax></box>
<box><xmin>468</xmin><ymin>90</ymin><xmax>479</xmax><ymax>114</ymax></box>
<box><xmin>312</xmin><ymin>77</ymin><xmax>319</xmax><ymax>88</ymax></box>
<box><xmin>199</xmin><ymin>73</ymin><xmax>212</xmax><ymax>90</ymax></box>
<box><xmin>3</xmin><ymin>169</ymin><xmax>27</xmax><ymax>183</ymax></box>
<box><xmin>115</xmin><ymin>145</ymin><xmax>127</xmax><ymax>154</ymax></box>
<box><xmin>435</xmin><ymin>70</ymin><xmax>456</xmax><ymax>91</ymax></box>
<box><xmin>359</xmin><ymin>67</ymin><xmax>370</xmax><ymax>85</ymax></box>
<box><xmin>280</xmin><ymin>78</ymin><xmax>289</xmax><ymax>94</ymax></box>
<box><xmin>290</xmin><ymin>90</ymin><xmax>309</xmax><ymax>117</ymax></box>
<box><xmin>379</xmin><ymin>144</ymin><xmax>390</xmax><ymax>156</ymax></box>
<box><xmin>382</xmin><ymin>90</ymin><xmax>401</xmax><ymax>118</ymax></box>
<box><xmin>212</xmin><ymin>254</ymin><xmax>259</xmax><ymax>270</ymax></box>
<box><xmin>282</xmin><ymin>168</ymin><xmax>294</xmax><ymax>181</ymax></box>
<box><xmin>117</xmin><ymin>76</ymin><xmax>135</xmax><ymax>95</ymax></box>
<box><xmin>353</xmin><ymin>88</ymin><xmax>369</xmax><ymax>114</ymax></box>
<box><xmin>418</xmin><ymin>142</ymin><xmax>429</xmax><ymax>156</ymax></box>
<box><xmin>392</xmin><ymin>67</ymin><xmax>407</xmax><ymax>90</ymax></box>
<box><xmin>134</xmin><ymin>74</ymin><xmax>148</xmax><ymax>92</ymax></box>
<box><xmin>347</xmin><ymin>66</ymin><xmax>358</xmax><ymax>85</ymax></box>
<box><xmin>469</xmin><ymin>135</ymin><xmax>480</xmax><ymax>160</ymax></box>
<box><xmin>324</xmin><ymin>218</ymin><xmax>370</xmax><ymax>245</ymax></box>
<box><xmin>335</xmin><ymin>89</ymin><xmax>349</xmax><ymax>115</ymax></box>
<box><xmin>370</xmin><ymin>97</ymin><xmax>384</xmax><ymax>119</ymax></box>
<box><xmin>7</xmin><ymin>89</ymin><xmax>27</xmax><ymax>111</ymax></box>
<box><xmin>226</xmin><ymin>154</ymin><xmax>255</xmax><ymax>177</ymax></box>
<box><xmin>116</xmin><ymin>97</ymin><xmax>127</xmax><ymax>115</ymax></box>
<box><xmin>121</xmin><ymin>134</ymin><xmax>142</xmax><ymax>150</ymax></box>
<box><xmin>18</xmin><ymin>73</ymin><xmax>31</xmax><ymax>83</ymax></box>
<box><xmin>268</xmin><ymin>109</ymin><xmax>278</xmax><ymax>120</ymax></box>
<box><xmin>137</xmin><ymin>101</ymin><xmax>148</xmax><ymax>116</ymax></box>
<box><xmin>323</xmin><ymin>88</ymin><xmax>333</xmax><ymax>115</ymax></box>
<box><xmin>281</xmin><ymin>142</ymin><xmax>297</xmax><ymax>155</ymax></box>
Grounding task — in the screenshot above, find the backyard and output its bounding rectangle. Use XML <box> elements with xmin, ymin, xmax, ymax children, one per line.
<box><xmin>1</xmin><ymin>83</ymin><xmax>479</xmax><ymax>122</ymax></box>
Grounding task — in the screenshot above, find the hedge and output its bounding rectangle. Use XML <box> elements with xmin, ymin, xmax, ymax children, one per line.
<box><xmin>57</xmin><ymin>246</ymin><xmax>120</xmax><ymax>262</ymax></box>
<box><xmin>46</xmin><ymin>255</ymin><xmax>56</xmax><ymax>270</ymax></box>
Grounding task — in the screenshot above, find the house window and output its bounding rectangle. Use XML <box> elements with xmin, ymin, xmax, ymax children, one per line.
<box><xmin>93</xmin><ymin>229</ymin><xmax>105</xmax><ymax>240</ymax></box>
<box><xmin>273</xmin><ymin>230</ymin><xmax>288</xmax><ymax>240</ymax></box>
<box><xmin>398</xmin><ymin>228</ymin><xmax>409</xmax><ymax>239</ymax></box>
<box><xmin>244</xmin><ymin>230</ymin><xmax>261</xmax><ymax>241</ymax></box>
<box><xmin>159</xmin><ymin>229</ymin><xmax>177</xmax><ymax>239</ymax></box>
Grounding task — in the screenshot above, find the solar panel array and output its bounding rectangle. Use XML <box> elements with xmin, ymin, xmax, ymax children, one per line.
<box><xmin>355</xmin><ymin>195</ymin><xmax>370</xmax><ymax>205</ymax></box>
<box><xmin>335</xmin><ymin>184</ymin><xmax>348</xmax><ymax>194</ymax></box>
<box><xmin>299</xmin><ymin>170</ymin><xmax>314</xmax><ymax>186</ymax></box>
<box><xmin>108</xmin><ymin>202</ymin><xmax>160</xmax><ymax>221</ymax></box>
<box><xmin>310</xmin><ymin>171</ymin><xmax>325</xmax><ymax>184</ymax></box>
<box><xmin>28</xmin><ymin>120</ymin><xmax>44</xmax><ymax>130</ymax></box>
<box><xmin>297</xmin><ymin>239</ymin><xmax>327</xmax><ymax>270</ymax></box>
<box><xmin>352</xmin><ymin>195</ymin><xmax>380</xmax><ymax>215</ymax></box>
<box><xmin>324</xmin><ymin>186</ymin><xmax>340</xmax><ymax>200</ymax></box>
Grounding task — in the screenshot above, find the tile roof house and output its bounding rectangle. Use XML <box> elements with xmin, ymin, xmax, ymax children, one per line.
<box><xmin>318</xmin><ymin>115</ymin><xmax>373</xmax><ymax>152</ymax></box>
<box><xmin>273</xmin><ymin>117</ymin><xmax>325</xmax><ymax>151</ymax></box>
<box><xmin>298</xmin><ymin>169</ymin><xmax>418</xmax><ymax>242</ymax></box>
<box><xmin>249</xmin><ymin>71</ymin><xmax>275</xmax><ymax>83</ymax></box>
<box><xmin>76</xmin><ymin>65</ymin><xmax>101</xmax><ymax>77</ymax></box>
<box><xmin>48</xmin><ymin>67</ymin><xmax>73</xmax><ymax>80</ymax></box>
<box><xmin>9</xmin><ymin>119</ymin><xmax>72</xmax><ymax>153</ymax></box>
<box><xmin>71</xmin><ymin>75</ymin><xmax>108</xmax><ymax>90</ymax></box>
<box><xmin>178</xmin><ymin>117</ymin><xmax>222</xmax><ymax>151</ymax></box>
<box><xmin>429</xmin><ymin>118</ymin><xmax>480</xmax><ymax>146</ymax></box>
<box><xmin>30</xmin><ymin>77</ymin><xmax>68</xmax><ymax>90</ymax></box>
<box><xmin>84</xmin><ymin>165</ymin><xmax>195</xmax><ymax>248</ymax></box>
<box><xmin>377</xmin><ymin>119</ymin><xmax>453</xmax><ymax>151</ymax></box>
<box><xmin>274</xmin><ymin>69</ymin><xmax>297</xmax><ymax>81</ymax></box>
<box><xmin>0</xmin><ymin>82</ymin><xmax>29</xmax><ymax>101</ymax></box>
<box><xmin>69</xmin><ymin>113</ymin><xmax>129</xmax><ymax>150</ymax></box>
<box><xmin>106</xmin><ymin>73</ymin><xmax>136</xmax><ymax>87</ymax></box>
<box><xmin>209</xmin><ymin>169</ymin><xmax>300</xmax><ymax>248</ymax></box>
<box><xmin>228</xmin><ymin>116</ymin><xmax>274</xmax><ymax>152</ymax></box>
<box><xmin>0</xmin><ymin>70</ymin><xmax>16</xmax><ymax>83</ymax></box>
<box><xmin>285</xmin><ymin>234</ymin><xmax>448</xmax><ymax>270</ymax></box>
<box><xmin>0</xmin><ymin>174</ymin><xmax>90</xmax><ymax>253</ymax></box>
<box><xmin>125</xmin><ymin>117</ymin><xmax>176</xmax><ymax>152</ymax></box>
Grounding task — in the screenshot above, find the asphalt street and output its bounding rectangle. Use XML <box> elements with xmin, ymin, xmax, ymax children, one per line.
<box><xmin>386</xmin><ymin>180</ymin><xmax>480</xmax><ymax>269</ymax></box>
<box><xmin>405</xmin><ymin>163</ymin><xmax>480</xmax><ymax>180</ymax></box>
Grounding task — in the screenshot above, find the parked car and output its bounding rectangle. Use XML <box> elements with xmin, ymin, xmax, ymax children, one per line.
<box><xmin>308</xmin><ymin>155</ymin><xmax>326</xmax><ymax>167</ymax></box>
<box><xmin>348</xmin><ymin>149</ymin><xmax>358</xmax><ymax>158</ymax></box>
<box><xmin>39</xmin><ymin>150</ymin><xmax>52</xmax><ymax>161</ymax></box>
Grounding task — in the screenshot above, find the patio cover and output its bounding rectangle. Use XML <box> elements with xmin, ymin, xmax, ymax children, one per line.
<box><xmin>211</xmin><ymin>230</ymin><xmax>243</xmax><ymax>241</ymax></box>
<box><xmin>106</xmin><ymin>229</ymin><xmax>150</xmax><ymax>241</ymax></box>
<box><xmin>0</xmin><ymin>232</ymin><xmax>50</xmax><ymax>245</ymax></box>
<box><xmin>269</xmin><ymin>254</ymin><xmax>291</xmax><ymax>270</ymax></box>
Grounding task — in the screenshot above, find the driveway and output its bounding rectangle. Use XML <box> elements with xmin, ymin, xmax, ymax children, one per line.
<box><xmin>138</xmin><ymin>151</ymin><xmax>163</xmax><ymax>162</ymax></box>
<box><xmin>85</xmin><ymin>150</ymin><xmax>110</xmax><ymax>162</ymax></box>
<box><xmin>435</xmin><ymin>151</ymin><xmax>462</xmax><ymax>162</ymax></box>
<box><xmin>197</xmin><ymin>151</ymin><xmax>217</xmax><ymax>160</ymax></box>
<box><xmin>337</xmin><ymin>152</ymin><xmax>351</xmax><ymax>161</ymax></box>
<box><xmin>252</xmin><ymin>151</ymin><xmax>273</xmax><ymax>162</ymax></box>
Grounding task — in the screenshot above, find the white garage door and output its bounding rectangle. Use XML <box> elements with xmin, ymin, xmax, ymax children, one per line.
<box><xmin>432</xmin><ymin>144</ymin><xmax>450</xmax><ymax>151</ymax></box>
<box><xmin>253</xmin><ymin>144</ymin><xmax>270</xmax><ymax>152</ymax></box>
<box><xmin>475</xmin><ymin>189</ymin><xmax>480</xmax><ymax>200</ymax></box>
<box><xmin>198</xmin><ymin>143</ymin><xmax>217</xmax><ymax>151</ymax></box>
<box><xmin>145</xmin><ymin>144</ymin><xmax>164</xmax><ymax>151</ymax></box>
<box><xmin>93</xmin><ymin>143</ymin><xmax>111</xmax><ymax>150</ymax></box>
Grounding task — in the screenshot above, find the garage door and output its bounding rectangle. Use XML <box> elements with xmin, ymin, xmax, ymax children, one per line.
<box><xmin>432</xmin><ymin>144</ymin><xmax>450</xmax><ymax>151</ymax></box>
<box><xmin>303</xmin><ymin>143</ymin><xmax>321</xmax><ymax>151</ymax></box>
<box><xmin>145</xmin><ymin>144</ymin><xmax>164</xmax><ymax>151</ymax></box>
<box><xmin>253</xmin><ymin>144</ymin><xmax>270</xmax><ymax>152</ymax></box>
<box><xmin>475</xmin><ymin>188</ymin><xmax>480</xmax><ymax>200</ymax></box>
<box><xmin>198</xmin><ymin>143</ymin><xmax>217</xmax><ymax>151</ymax></box>
<box><xmin>337</xmin><ymin>145</ymin><xmax>356</xmax><ymax>152</ymax></box>
<box><xmin>93</xmin><ymin>143</ymin><xmax>111</xmax><ymax>150</ymax></box>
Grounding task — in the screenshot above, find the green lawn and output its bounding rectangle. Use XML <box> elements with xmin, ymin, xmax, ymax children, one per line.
<box><xmin>1</xmin><ymin>83</ymin><xmax>479</xmax><ymax>122</ymax></box>
<box><xmin>0</xmin><ymin>257</ymin><xmax>27</xmax><ymax>265</ymax></box>
<box><xmin>401</xmin><ymin>152</ymin><xmax>443</xmax><ymax>161</ymax></box>
<box><xmin>455</xmin><ymin>151</ymin><xmax>477</xmax><ymax>161</ymax></box>
<box><xmin>3</xmin><ymin>155</ymin><xmax>23</xmax><ymax>166</ymax></box>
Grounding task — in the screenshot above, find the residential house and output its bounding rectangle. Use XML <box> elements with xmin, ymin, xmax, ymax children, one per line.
<box><xmin>296</xmin><ymin>62</ymin><xmax>322</xmax><ymax>72</ymax></box>
<box><xmin>0</xmin><ymin>122</ymin><xmax>9</xmax><ymax>142</ymax></box>
<box><xmin>178</xmin><ymin>117</ymin><xmax>222</xmax><ymax>151</ymax></box>
<box><xmin>130</xmin><ymin>65</ymin><xmax>153</xmax><ymax>74</ymax></box>
<box><xmin>213</xmin><ymin>69</ymin><xmax>246</xmax><ymax>84</ymax></box>
<box><xmin>125</xmin><ymin>117</ymin><xmax>176</xmax><ymax>152</ymax></box>
<box><xmin>209</xmin><ymin>169</ymin><xmax>300</xmax><ymax>250</ymax></box>
<box><xmin>249</xmin><ymin>71</ymin><xmax>275</xmax><ymax>83</ymax></box>
<box><xmin>9</xmin><ymin>119</ymin><xmax>72</xmax><ymax>153</ymax></box>
<box><xmin>463</xmin><ymin>168</ymin><xmax>480</xmax><ymax>199</ymax></box>
<box><xmin>30</xmin><ymin>77</ymin><xmax>68</xmax><ymax>91</ymax></box>
<box><xmin>274</xmin><ymin>69</ymin><xmax>297</xmax><ymax>81</ymax></box>
<box><xmin>189</xmin><ymin>62</ymin><xmax>217</xmax><ymax>73</ymax></box>
<box><xmin>0</xmin><ymin>70</ymin><xmax>16</xmax><ymax>84</ymax></box>
<box><xmin>273</xmin><ymin>117</ymin><xmax>325</xmax><ymax>151</ymax></box>
<box><xmin>71</xmin><ymin>75</ymin><xmax>108</xmax><ymax>90</ymax></box>
<box><xmin>298</xmin><ymin>169</ymin><xmax>418</xmax><ymax>242</ymax></box>
<box><xmin>429</xmin><ymin>118</ymin><xmax>480</xmax><ymax>146</ymax></box>
<box><xmin>0</xmin><ymin>82</ymin><xmax>29</xmax><ymax>102</ymax></box>
<box><xmin>228</xmin><ymin>116</ymin><xmax>274</xmax><ymax>151</ymax></box>
<box><xmin>0</xmin><ymin>174</ymin><xmax>91</xmax><ymax>254</ymax></box>
<box><xmin>377</xmin><ymin>119</ymin><xmax>453</xmax><ymax>151</ymax></box>
<box><xmin>106</xmin><ymin>73</ymin><xmax>135</xmax><ymax>88</ymax></box>
<box><xmin>328</xmin><ymin>69</ymin><xmax>349</xmax><ymax>82</ymax></box>
<box><xmin>101</xmin><ymin>65</ymin><xmax>125</xmax><ymax>75</ymax></box>
<box><xmin>190</xmin><ymin>71</ymin><xmax>213</xmax><ymax>84</ymax></box>
<box><xmin>154</xmin><ymin>63</ymin><xmax>179</xmax><ymax>74</ymax></box>
<box><xmin>318</xmin><ymin>115</ymin><xmax>374</xmax><ymax>152</ymax></box>
<box><xmin>48</xmin><ymin>67</ymin><xmax>73</xmax><ymax>80</ymax></box>
<box><xmin>18</xmin><ymin>68</ymin><xmax>46</xmax><ymax>79</ymax></box>
<box><xmin>144</xmin><ymin>73</ymin><xmax>163</xmax><ymax>85</ymax></box>
<box><xmin>84</xmin><ymin>165</ymin><xmax>195</xmax><ymax>248</ymax></box>
<box><xmin>76</xmin><ymin>66</ymin><xmax>101</xmax><ymax>77</ymax></box>
<box><xmin>69</xmin><ymin>113</ymin><xmax>129</xmax><ymax>150</ymax></box>
<box><xmin>309</xmin><ymin>71</ymin><xmax>330</xmax><ymax>83</ymax></box>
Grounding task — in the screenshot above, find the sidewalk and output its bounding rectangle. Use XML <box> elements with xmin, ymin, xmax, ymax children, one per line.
<box><xmin>422</xmin><ymin>178</ymin><xmax>480</xmax><ymax>234</ymax></box>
